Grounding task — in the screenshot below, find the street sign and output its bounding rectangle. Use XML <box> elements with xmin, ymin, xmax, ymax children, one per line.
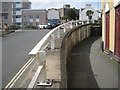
<box><xmin>24</xmin><ymin>22</ymin><xmax>28</xmax><ymax>25</ymax></box>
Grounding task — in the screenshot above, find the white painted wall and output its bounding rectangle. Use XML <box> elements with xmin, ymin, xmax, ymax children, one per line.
<box><xmin>114</xmin><ymin>0</ymin><xmax>120</xmax><ymax>6</ymax></box>
<box><xmin>48</xmin><ymin>9</ymin><xmax>59</xmax><ymax>19</ymax></box>
<box><xmin>79</xmin><ymin>6</ymin><xmax>100</xmax><ymax>21</ymax></box>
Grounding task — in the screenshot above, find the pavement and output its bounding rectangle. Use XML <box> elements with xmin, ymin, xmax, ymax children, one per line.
<box><xmin>67</xmin><ymin>37</ymin><xmax>119</xmax><ymax>88</ymax></box>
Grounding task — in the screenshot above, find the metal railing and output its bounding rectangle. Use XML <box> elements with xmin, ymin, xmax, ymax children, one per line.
<box><xmin>28</xmin><ymin>20</ymin><xmax>80</xmax><ymax>88</ymax></box>
<box><xmin>5</xmin><ymin>20</ymin><xmax>90</xmax><ymax>88</ymax></box>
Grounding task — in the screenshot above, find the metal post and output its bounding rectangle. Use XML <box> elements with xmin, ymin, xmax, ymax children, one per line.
<box><xmin>37</xmin><ymin>51</ymin><xmax>52</xmax><ymax>86</ymax></box>
<box><xmin>37</xmin><ymin>51</ymin><xmax>46</xmax><ymax>66</ymax></box>
<box><xmin>64</xmin><ymin>26</ymin><xmax>66</xmax><ymax>33</ymax></box>
<box><xmin>37</xmin><ymin>51</ymin><xmax>46</xmax><ymax>84</ymax></box>
<box><xmin>71</xmin><ymin>22</ymin><xmax>73</xmax><ymax>29</ymax></box>
<box><xmin>76</xmin><ymin>21</ymin><xmax>78</xmax><ymax>26</ymax></box>
<box><xmin>57</xmin><ymin>28</ymin><xmax>60</xmax><ymax>38</ymax></box>
<box><xmin>87</xmin><ymin>21</ymin><xmax>89</xmax><ymax>24</ymax></box>
<box><xmin>2</xmin><ymin>14</ymin><xmax>3</xmax><ymax>35</ymax></box>
<box><xmin>82</xmin><ymin>21</ymin><xmax>84</xmax><ymax>25</ymax></box>
<box><xmin>51</xmin><ymin>34</ymin><xmax>55</xmax><ymax>50</ymax></box>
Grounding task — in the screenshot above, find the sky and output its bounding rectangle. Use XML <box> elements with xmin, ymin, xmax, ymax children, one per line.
<box><xmin>29</xmin><ymin>0</ymin><xmax>102</xmax><ymax>11</ymax></box>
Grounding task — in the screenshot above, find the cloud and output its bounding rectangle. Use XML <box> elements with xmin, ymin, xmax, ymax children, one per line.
<box><xmin>29</xmin><ymin>0</ymin><xmax>102</xmax><ymax>10</ymax></box>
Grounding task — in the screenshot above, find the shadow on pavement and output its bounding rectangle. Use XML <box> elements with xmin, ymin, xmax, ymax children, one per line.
<box><xmin>67</xmin><ymin>36</ymin><xmax>100</xmax><ymax>88</ymax></box>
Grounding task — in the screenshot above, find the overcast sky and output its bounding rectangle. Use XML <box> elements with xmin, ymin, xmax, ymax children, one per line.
<box><xmin>29</xmin><ymin>0</ymin><xmax>102</xmax><ymax>11</ymax></box>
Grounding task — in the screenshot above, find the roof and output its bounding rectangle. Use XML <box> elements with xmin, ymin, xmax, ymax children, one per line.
<box><xmin>22</xmin><ymin>9</ymin><xmax>47</xmax><ymax>13</ymax></box>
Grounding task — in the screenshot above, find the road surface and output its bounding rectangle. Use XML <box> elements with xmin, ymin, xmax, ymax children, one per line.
<box><xmin>2</xmin><ymin>29</ymin><xmax>50</xmax><ymax>88</ymax></box>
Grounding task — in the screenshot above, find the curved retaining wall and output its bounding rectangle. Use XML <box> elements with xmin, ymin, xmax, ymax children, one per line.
<box><xmin>60</xmin><ymin>24</ymin><xmax>101</xmax><ymax>88</ymax></box>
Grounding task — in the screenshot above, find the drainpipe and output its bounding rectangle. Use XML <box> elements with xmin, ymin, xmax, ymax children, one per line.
<box><xmin>104</xmin><ymin>1</ymin><xmax>106</xmax><ymax>50</ymax></box>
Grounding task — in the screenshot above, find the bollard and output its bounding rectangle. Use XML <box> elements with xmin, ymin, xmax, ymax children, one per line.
<box><xmin>57</xmin><ymin>28</ymin><xmax>60</xmax><ymax>38</ymax></box>
<box><xmin>50</xmin><ymin>34</ymin><xmax>55</xmax><ymax>50</ymax></box>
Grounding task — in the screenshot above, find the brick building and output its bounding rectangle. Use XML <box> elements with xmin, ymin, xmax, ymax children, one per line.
<box><xmin>0</xmin><ymin>0</ymin><xmax>31</xmax><ymax>29</ymax></box>
<box><xmin>22</xmin><ymin>9</ymin><xmax>48</xmax><ymax>27</ymax></box>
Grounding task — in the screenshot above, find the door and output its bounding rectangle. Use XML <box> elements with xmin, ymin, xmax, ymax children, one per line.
<box><xmin>115</xmin><ymin>5</ymin><xmax>120</xmax><ymax>58</ymax></box>
<box><xmin>105</xmin><ymin>12</ymin><xmax>110</xmax><ymax>51</ymax></box>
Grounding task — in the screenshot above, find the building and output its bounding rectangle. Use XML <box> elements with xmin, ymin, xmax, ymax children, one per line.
<box><xmin>102</xmin><ymin>0</ymin><xmax>120</xmax><ymax>60</ymax></box>
<box><xmin>47</xmin><ymin>8</ymin><xmax>60</xmax><ymax>24</ymax></box>
<box><xmin>59</xmin><ymin>4</ymin><xmax>79</xmax><ymax>19</ymax></box>
<box><xmin>0</xmin><ymin>0</ymin><xmax>31</xmax><ymax>28</ymax></box>
<box><xmin>79</xmin><ymin>4</ymin><xmax>101</xmax><ymax>22</ymax></box>
<box><xmin>22</xmin><ymin>9</ymin><xmax>48</xmax><ymax>27</ymax></box>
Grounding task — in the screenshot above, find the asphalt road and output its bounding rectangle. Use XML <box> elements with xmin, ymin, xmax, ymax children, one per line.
<box><xmin>2</xmin><ymin>29</ymin><xmax>50</xmax><ymax>88</ymax></box>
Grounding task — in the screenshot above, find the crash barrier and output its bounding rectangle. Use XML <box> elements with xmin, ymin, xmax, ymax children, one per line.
<box><xmin>60</xmin><ymin>23</ymin><xmax>101</xmax><ymax>88</ymax></box>
<box><xmin>27</xmin><ymin>20</ymin><xmax>80</xmax><ymax>88</ymax></box>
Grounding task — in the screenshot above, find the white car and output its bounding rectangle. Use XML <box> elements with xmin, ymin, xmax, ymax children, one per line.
<box><xmin>38</xmin><ymin>23</ymin><xmax>48</xmax><ymax>29</ymax></box>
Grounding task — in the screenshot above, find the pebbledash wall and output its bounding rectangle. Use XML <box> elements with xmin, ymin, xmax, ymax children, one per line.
<box><xmin>22</xmin><ymin>9</ymin><xmax>48</xmax><ymax>27</ymax></box>
<box><xmin>102</xmin><ymin>0</ymin><xmax>120</xmax><ymax>61</ymax></box>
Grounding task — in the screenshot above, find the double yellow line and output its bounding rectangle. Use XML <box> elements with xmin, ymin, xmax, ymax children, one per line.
<box><xmin>5</xmin><ymin>57</ymin><xmax>35</xmax><ymax>89</ymax></box>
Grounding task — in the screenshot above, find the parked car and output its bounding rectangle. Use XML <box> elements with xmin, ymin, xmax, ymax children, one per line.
<box><xmin>47</xmin><ymin>22</ymin><xmax>61</xmax><ymax>29</ymax></box>
<box><xmin>38</xmin><ymin>23</ymin><xmax>48</xmax><ymax>29</ymax></box>
<box><xmin>47</xmin><ymin>22</ymin><xmax>55</xmax><ymax>29</ymax></box>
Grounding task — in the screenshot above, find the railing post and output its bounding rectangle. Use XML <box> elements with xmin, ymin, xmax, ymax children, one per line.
<box><xmin>71</xmin><ymin>22</ymin><xmax>73</xmax><ymax>29</ymax></box>
<box><xmin>82</xmin><ymin>21</ymin><xmax>84</xmax><ymax>25</ymax></box>
<box><xmin>57</xmin><ymin>28</ymin><xmax>60</xmax><ymax>38</ymax></box>
<box><xmin>76</xmin><ymin>21</ymin><xmax>78</xmax><ymax>26</ymax></box>
<box><xmin>37</xmin><ymin>51</ymin><xmax>52</xmax><ymax>86</ymax></box>
<box><xmin>87</xmin><ymin>21</ymin><xmax>89</xmax><ymax>24</ymax></box>
<box><xmin>37</xmin><ymin>51</ymin><xmax>46</xmax><ymax>65</ymax></box>
<box><xmin>64</xmin><ymin>25</ymin><xmax>66</xmax><ymax>33</ymax></box>
<box><xmin>37</xmin><ymin>51</ymin><xmax>46</xmax><ymax>84</ymax></box>
<box><xmin>50</xmin><ymin>34</ymin><xmax>55</xmax><ymax>50</ymax></box>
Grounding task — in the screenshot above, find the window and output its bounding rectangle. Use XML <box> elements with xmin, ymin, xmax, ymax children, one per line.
<box><xmin>4</xmin><ymin>15</ymin><xmax>8</xmax><ymax>20</ymax></box>
<box><xmin>29</xmin><ymin>22</ymin><xmax>33</xmax><ymax>26</ymax></box>
<box><xmin>4</xmin><ymin>9</ymin><xmax>8</xmax><ymax>13</ymax></box>
<box><xmin>29</xmin><ymin>16</ymin><xmax>33</xmax><ymax>19</ymax></box>
<box><xmin>36</xmin><ymin>15</ymin><xmax>39</xmax><ymax>19</ymax></box>
<box><xmin>3</xmin><ymin>2</ymin><xmax>8</xmax><ymax>6</ymax></box>
<box><xmin>36</xmin><ymin>22</ymin><xmax>39</xmax><ymax>26</ymax></box>
<box><xmin>24</xmin><ymin>16</ymin><xmax>26</xmax><ymax>18</ymax></box>
<box><xmin>16</xmin><ymin>16</ymin><xmax>20</xmax><ymax>18</ymax></box>
<box><xmin>16</xmin><ymin>9</ymin><xmax>20</xmax><ymax>11</ymax></box>
<box><xmin>16</xmin><ymin>2</ymin><xmax>20</xmax><ymax>4</ymax></box>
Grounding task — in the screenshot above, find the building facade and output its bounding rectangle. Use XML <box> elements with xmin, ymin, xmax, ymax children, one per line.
<box><xmin>79</xmin><ymin>4</ymin><xmax>101</xmax><ymax>22</ymax></box>
<box><xmin>22</xmin><ymin>9</ymin><xmax>47</xmax><ymax>27</ymax></box>
<box><xmin>102</xmin><ymin>0</ymin><xmax>120</xmax><ymax>60</ymax></box>
<box><xmin>59</xmin><ymin>4</ymin><xmax>79</xmax><ymax>19</ymax></box>
<box><xmin>0</xmin><ymin>0</ymin><xmax>31</xmax><ymax>28</ymax></box>
<box><xmin>47</xmin><ymin>8</ymin><xmax>60</xmax><ymax>24</ymax></box>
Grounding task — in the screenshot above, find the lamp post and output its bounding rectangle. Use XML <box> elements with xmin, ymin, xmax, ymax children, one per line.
<box><xmin>1</xmin><ymin>13</ymin><xmax>8</xmax><ymax>35</ymax></box>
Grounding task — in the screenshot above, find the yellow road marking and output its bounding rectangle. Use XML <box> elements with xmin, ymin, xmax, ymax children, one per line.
<box><xmin>5</xmin><ymin>57</ymin><xmax>35</xmax><ymax>88</ymax></box>
<box><xmin>9</xmin><ymin>58</ymin><xmax>35</xmax><ymax>88</ymax></box>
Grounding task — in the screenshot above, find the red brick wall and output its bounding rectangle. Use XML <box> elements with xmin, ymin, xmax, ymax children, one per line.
<box><xmin>22</xmin><ymin>10</ymin><xmax>47</xmax><ymax>27</ymax></box>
